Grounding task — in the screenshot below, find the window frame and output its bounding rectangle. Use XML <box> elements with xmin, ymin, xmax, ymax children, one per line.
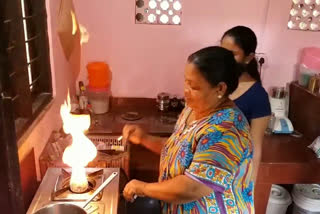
<box><xmin>2</xmin><ymin>0</ymin><xmax>53</xmax><ymax>139</ymax></box>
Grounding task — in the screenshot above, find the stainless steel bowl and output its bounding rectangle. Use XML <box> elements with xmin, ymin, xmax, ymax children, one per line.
<box><xmin>33</xmin><ymin>203</ymin><xmax>87</xmax><ymax>214</ymax></box>
<box><xmin>271</xmin><ymin>87</ymin><xmax>286</xmax><ymax>98</ymax></box>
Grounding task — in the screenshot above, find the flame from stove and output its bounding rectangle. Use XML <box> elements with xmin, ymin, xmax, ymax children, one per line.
<box><xmin>60</xmin><ymin>91</ymin><xmax>97</xmax><ymax>192</ymax></box>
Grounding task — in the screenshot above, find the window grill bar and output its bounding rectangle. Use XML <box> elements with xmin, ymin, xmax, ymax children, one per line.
<box><xmin>29</xmin><ymin>75</ymin><xmax>41</xmax><ymax>87</ymax></box>
<box><xmin>25</xmin><ymin>32</ymin><xmax>41</xmax><ymax>43</ymax></box>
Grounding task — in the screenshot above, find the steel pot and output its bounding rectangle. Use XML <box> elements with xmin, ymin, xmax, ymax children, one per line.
<box><xmin>33</xmin><ymin>203</ymin><xmax>87</xmax><ymax>214</ymax></box>
<box><xmin>157</xmin><ymin>92</ymin><xmax>170</xmax><ymax>112</ymax></box>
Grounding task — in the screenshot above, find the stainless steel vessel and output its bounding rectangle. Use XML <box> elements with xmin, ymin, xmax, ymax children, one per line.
<box><xmin>33</xmin><ymin>203</ymin><xmax>86</xmax><ymax>214</ymax></box>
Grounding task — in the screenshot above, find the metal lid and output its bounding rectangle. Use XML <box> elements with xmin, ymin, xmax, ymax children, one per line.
<box><xmin>120</xmin><ymin>111</ymin><xmax>142</xmax><ymax>121</ymax></box>
<box><xmin>157</xmin><ymin>92</ymin><xmax>170</xmax><ymax>100</ymax></box>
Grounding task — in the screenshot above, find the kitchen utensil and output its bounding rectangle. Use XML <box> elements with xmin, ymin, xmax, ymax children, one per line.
<box><xmin>87</xmin><ymin>86</ymin><xmax>110</xmax><ymax>114</ymax></box>
<box><xmin>270</xmin><ymin>96</ymin><xmax>294</xmax><ymax>134</ymax></box>
<box><xmin>269</xmin><ymin>89</ymin><xmax>294</xmax><ymax>134</ymax></box>
<box><xmin>121</xmin><ymin>111</ymin><xmax>142</xmax><ymax>121</ymax></box>
<box><xmin>169</xmin><ymin>96</ymin><xmax>179</xmax><ymax>111</ymax></box>
<box><xmin>79</xmin><ymin>81</ymin><xmax>88</xmax><ymax>112</ymax></box>
<box><xmin>272</xmin><ymin>117</ymin><xmax>294</xmax><ymax>134</ymax></box>
<box><xmin>126</xmin><ymin>197</ymin><xmax>161</xmax><ymax>214</ymax></box>
<box><xmin>265</xmin><ymin>113</ymin><xmax>276</xmax><ymax>135</ymax></box>
<box><xmin>157</xmin><ymin>92</ymin><xmax>170</xmax><ymax>111</ymax></box>
<box><xmin>83</xmin><ymin>171</ymin><xmax>118</xmax><ymax>208</ymax></box>
<box><xmin>271</xmin><ymin>87</ymin><xmax>286</xmax><ymax>98</ymax></box>
<box><xmin>33</xmin><ymin>203</ymin><xmax>87</xmax><ymax>214</ymax></box>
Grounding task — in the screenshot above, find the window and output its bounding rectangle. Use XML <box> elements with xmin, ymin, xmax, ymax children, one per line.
<box><xmin>2</xmin><ymin>0</ymin><xmax>52</xmax><ymax>139</ymax></box>
<box><xmin>135</xmin><ymin>0</ymin><xmax>182</xmax><ymax>25</ymax></box>
<box><xmin>288</xmin><ymin>0</ymin><xmax>320</xmax><ymax>31</ymax></box>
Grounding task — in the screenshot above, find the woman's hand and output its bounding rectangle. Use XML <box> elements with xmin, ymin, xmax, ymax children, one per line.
<box><xmin>122</xmin><ymin>125</ymin><xmax>146</xmax><ymax>145</ymax></box>
<box><xmin>123</xmin><ymin>179</ymin><xmax>147</xmax><ymax>202</ymax></box>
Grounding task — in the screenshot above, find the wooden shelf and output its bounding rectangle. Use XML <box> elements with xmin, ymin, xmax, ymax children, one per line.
<box><xmin>289</xmin><ymin>81</ymin><xmax>320</xmax><ymax>141</ymax></box>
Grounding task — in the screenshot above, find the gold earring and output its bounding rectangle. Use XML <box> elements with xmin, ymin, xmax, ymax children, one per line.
<box><xmin>218</xmin><ymin>95</ymin><xmax>222</xmax><ymax>99</ymax></box>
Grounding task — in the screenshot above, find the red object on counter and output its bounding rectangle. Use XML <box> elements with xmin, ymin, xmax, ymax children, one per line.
<box><xmin>87</xmin><ymin>62</ymin><xmax>111</xmax><ymax>89</ymax></box>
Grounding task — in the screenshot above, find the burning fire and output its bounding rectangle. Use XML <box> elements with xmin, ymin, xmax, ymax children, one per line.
<box><xmin>60</xmin><ymin>92</ymin><xmax>97</xmax><ymax>192</ymax></box>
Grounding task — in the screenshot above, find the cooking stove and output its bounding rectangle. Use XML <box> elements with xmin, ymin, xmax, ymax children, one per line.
<box><xmin>52</xmin><ymin>168</ymin><xmax>105</xmax><ymax>201</ymax></box>
<box><xmin>27</xmin><ymin>168</ymin><xmax>120</xmax><ymax>214</ymax></box>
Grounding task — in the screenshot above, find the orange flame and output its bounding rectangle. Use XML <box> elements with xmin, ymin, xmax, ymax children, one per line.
<box><xmin>60</xmin><ymin>91</ymin><xmax>97</xmax><ymax>190</ymax></box>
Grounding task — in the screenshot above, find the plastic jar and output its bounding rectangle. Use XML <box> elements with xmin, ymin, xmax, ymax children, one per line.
<box><xmin>87</xmin><ymin>87</ymin><xmax>110</xmax><ymax>114</ymax></box>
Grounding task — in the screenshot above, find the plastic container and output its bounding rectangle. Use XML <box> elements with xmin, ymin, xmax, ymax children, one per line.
<box><xmin>301</xmin><ymin>47</ymin><xmax>320</xmax><ymax>72</ymax></box>
<box><xmin>299</xmin><ymin>64</ymin><xmax>317</xmax><ymax>87</ymax></box>
<box><xmin>266</xmin><ymin>184</ymin><xmax>292</xmax><ymax>214</ymax></box>
<box><xmin>299</xmin><ymin>47</ymin><xmax>320</xmax><ymax>87</ymax></box>
<box><xmin>87</xmin><ymin>86</ymin><xmax>110</xmax><ymax>114</ymax></box>
<box><xmin>87</xmin><ymin>62</ymin><xmax>111</xmax><ymax>89</ymax></box>
<box><xmin>292</xmin><ymin>184</ymin><xmax>320</xmax><ymax>214</ymax></box>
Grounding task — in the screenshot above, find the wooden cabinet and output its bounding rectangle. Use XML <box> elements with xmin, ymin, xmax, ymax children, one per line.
<box><xmin>255</xmin><ymin>82</ymin><xmax>320</xmax><ymax>214</ymax></box>
<box><xmin>289</xmin><ymin>82</ymin><xmax>320</xmax><ymax>140</ymax></box>
<box><xmin>130</xmin><ymin>144</ymin><xmax>160</xmax><ymax>182</ymax></box>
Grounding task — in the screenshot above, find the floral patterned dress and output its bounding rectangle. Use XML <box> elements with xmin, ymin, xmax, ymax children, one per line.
<box><xmin>159</xmin><ymin>105</ymin><xmax>254</xmax><ymax>214</ymax></box>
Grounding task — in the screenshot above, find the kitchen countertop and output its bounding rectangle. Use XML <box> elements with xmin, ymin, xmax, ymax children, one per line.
<box><xmin>259</xmin><ymin>134</ymin><xmax>320</xmax><ymax>183</ymax></box>
<box><xmin>88</xmin><ymin>97</ymin><xmax>179</xmax><ymax>135</ymax></box>
<box><xmin>261</xmin><ymin>135</ymin><xmax>319</xmax><ymax>166</ymax></box>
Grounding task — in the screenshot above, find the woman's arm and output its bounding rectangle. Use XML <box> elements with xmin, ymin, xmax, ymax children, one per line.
<box><xmin>123</xmin><ymin>175</ymin><xmax>212</xmax><ymax>204</ymax></box>
<box><xmin>250</xmin><ymin>116</ymin><xmax>270</xmax><ymax>182</ymax></box>
<box><xmin>140</xmin><ymin>135</ymin><xmax>168</xmax><ymax>155</ymax></box>
<box><xmin>122</xmin><ymin>124</ymin><xmax>167</xmax><ymax>155</ymax></box>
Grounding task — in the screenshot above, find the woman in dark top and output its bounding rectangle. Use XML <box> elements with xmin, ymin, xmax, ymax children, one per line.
<box><xmin>221</xmin><ymin>26</ymin><xmax>271</xmax><ymax>182</ymax></box>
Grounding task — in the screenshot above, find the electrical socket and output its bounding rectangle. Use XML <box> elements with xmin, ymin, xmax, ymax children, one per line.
<box><xmin>256</xmin><ymin>53</ymin><xmax>268</xmax><ymax>68</ymax></box>
<box><xmin>255</xmin><ymin>53</ymin><xmax>268</xmax><ymax>81</ymax></box>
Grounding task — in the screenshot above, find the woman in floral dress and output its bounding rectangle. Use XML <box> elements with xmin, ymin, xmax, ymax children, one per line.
<box><xmin>123</xmin><ymin>46</ymin><xmax>254</xmax><ymax>214</ymax></box>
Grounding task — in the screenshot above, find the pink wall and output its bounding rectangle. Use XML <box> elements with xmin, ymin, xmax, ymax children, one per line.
<box><xmin>74</xmin><ymin>0</ymin><xmax>269</xmax><ymax>97</ymax></box>
<box><xmin>18</xmin><ymin>0</ymin><xmax>78</xmax><ymax>179</ymax></box>
<box><xmin>74</xmin><ymin>0</ymin><xmax>319</xmax><ymax>97</ymax></box>
<box><xmin>260</xmin><ymin>0</ymin><xmax>320</xmax><ymax>90</ymax></box>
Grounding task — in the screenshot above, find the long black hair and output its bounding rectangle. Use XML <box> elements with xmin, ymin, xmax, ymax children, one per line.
<box><xmin>187</xmin><ymin>46</ymin><xmax>239</xmax><ymax>96</ymax></box>
<box><xmin>222</xmin><ymin>26</ymin><xmax>261</xmax><ymax>82</ymax></box>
